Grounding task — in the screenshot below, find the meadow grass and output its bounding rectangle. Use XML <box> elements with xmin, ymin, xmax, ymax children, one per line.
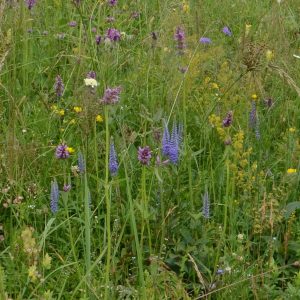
<box><xmin>1</xmin><ymin>0</ymin><xmax>300</xmax><ymax>299</ymax></box>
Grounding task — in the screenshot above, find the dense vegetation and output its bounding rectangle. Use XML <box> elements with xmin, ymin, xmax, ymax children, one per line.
<box><xmin>1</xmin><ymin>0</ymin><xmax>300</xmax><ymax>299</ymax></box>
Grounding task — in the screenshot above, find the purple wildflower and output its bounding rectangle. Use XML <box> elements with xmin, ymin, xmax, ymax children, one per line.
<box><xmin>199</xmin><ymin>37</ymin><xmax>212</xmax><ymax>44</ymax></box>
<box><xmin>78</xmin><ymin>152</ymin><xmax>86</xmax><ymax>174</ymax></box>
<box><xmin>55</xmin><ymin>144</ymin><xmax>70</xmax><ymax>159</ymax></box>
<box><xmin>101</xmin><ymin>86</ymin><xmax>122</xmax><ymax>104</ymax></box>
<box><xmin>202</xmin><ymin>189</ymin><xmax>210</xmax><ymax>219</ymax></box>
<box><xmin>161</xmin><ymin>121</ymin><xmax>183</xmax><ymax>164</ymax></box>
<box><xmin>216</xmin><ymin>269</ymin><xmax>225</xmax><ymax>275</ymax></box>
<box><xmin>68</xmin><ymin>21</ymin><xmax>77</xmax><ymax>27</ymax></box>
<box><xmin>174</xmin><ymin>26</ymin><xmax>186</xmax><ymax>51</ymax></box>
<box><xmin>108</xmin><ymin>0</ymin><xmax>117</xmax><ymax>6</ymax></box>
<box><xmin>50</xmin><ymin>180</ymin><xmax>59</xmax><ymax>213</ymax></box>
<box><xmin>106</xmin><ymin>28</ymin><xmax>121</xmax><ymax>42</ymax></box>
<box><xmin>222</xmin><ymin>26</ymin><xmax>232</xmax><ymax>36</ymax></box>
<box><xmin>86</xmin><ymin>71</ymin><xmax>96</xmax><ymax>79</ymax></box>
<box><xmin>54</xmin><ymin>75</ymin><xmax>64</xmax><ymax>97</ymax></box>
<box><xmin>222</xmin><ymin>111</ymin><xmax>233</xmax><ymax>127</ymax></box>
<box><xmin>26</xmin><ymin>0</ymin><xmax>36</xmax><ymax>10</ymax></box>
<box><xmin>91</xmin><ymin>27</ymin><xmax>97</xmax><ymax>33</ymax></box>
<box><xmin>95</xmin><ymin>34</ymin><xmax>102</xmax><ymax>45</ymax></box>
<box><xmin>138</xmin><ymin>146</ymin><xmax>152</xmax><ymax>165</ymax></box>
<box><xmin>109</xmin><ymin>141</ymin><xmax>118</xmax><ymax>176</ymax></box>
<box><xmin>63</xmin><ymin>184</ymin><xmax>71</xmax><ymax>192</ymax></box>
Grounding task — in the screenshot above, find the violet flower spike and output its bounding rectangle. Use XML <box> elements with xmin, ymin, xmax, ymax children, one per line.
<box><xmin>222</xmin><ymin>111</ymin><xmax>233</xmax><ymax>127</ymax></box>
<box><xmin>50</xmin><ymin>180</ymin><xmax>59</xmax><ymax>213</ymax></box>
<box><xmin>174</xmin><ymin>26</ymin><xmax>186</xmax><ymax>51</ymax></box>
<box><xmin>26</xmin><ymin>0</ymin><xmax>36</xmax><ymax>10</ymax></box>
<box><xmin>95</xmin><ymin>35</ymin><xmax>102</xmax><ymax>45</ymax></box>
<box><xmin>109</xmin><ymin>141</ymin><xmax>118</xmax><ymax>176</ymax></box>
<box><xmin>199</xmin><ymin>37</ymin><xmax>212</xmax><ymax>44</ymax></box>
<box><xmin>168</xmin><ymin>122</ymin><xmax>180</xmax><ymax>164</ymax></box>
<box><xmin>101</xmin><ymin>86</ymin><xmax>122</xmax><ymax>105</ymax></box>
<box><xmin>202</xmin><ymin>189</ymin><xmax>210</xmax><ymax>219</ymax></box>
<box><xmin>138</xmin><ymin>146</ymin><xmax>152</xmax><ymax>165</ymax></box>
<box><xmin>106</xmin><ymin>28</ymin><xmax>121</xmax><ymax>42</ymax></box>
<box><xmin>222</xmin><ymin>26</ymin><xmax>232</xmax><ymax>36</ymax></box>
<box><xmin>54</xmin><ymin>75</ymin><xmax>64</xmax><ymax>97</ymax></box>
<box><xmin>55</xmin><ymin>144</ymin><xmax>70</xmax><ymax>159</ymax></box>
<box><xmin>86</xmin><ymin>71</ymin><xmax>96</xmax><ymax>79</ymax></box>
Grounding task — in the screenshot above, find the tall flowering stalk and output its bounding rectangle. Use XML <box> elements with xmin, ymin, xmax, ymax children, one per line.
<box><xmin>54</xmin><ymin>75</ymin><xmax>64</xmax><ymax>98</ymax></box>
<box><xmin>109</xmin><ymin>141</ymin><xmax>118</xmax><ymax>176</ymax></box>
<box><xmin>50</xmin><ymin>180</ymin><xmax>59</xmax><ymax>213</ymax></box>
<box><xmin>174</xmin><ymin>26</ymin><xmax>186</xmax><ymax>53</ymax></box>
<box><xmin>161</xmin><ymin>121</ymin><xmax>183</xmax><ymax>164</ymax></box>
<box><xmin>102</xmin><ymin>86</ymin><xmax>121</xmax><ymax>299</ymax></box>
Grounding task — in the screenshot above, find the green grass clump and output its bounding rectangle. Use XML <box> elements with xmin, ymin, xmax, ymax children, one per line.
<box><xmin>1</xmin><ymin>0</ymin><xmax>300</xmax><ymax>299</ymax></box>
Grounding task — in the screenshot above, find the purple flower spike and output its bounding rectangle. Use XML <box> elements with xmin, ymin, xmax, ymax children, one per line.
<box><xmin>109</xmin><ymin>141</ymin><xmax>118</xmax><ymax>176</ymax></box>
<box><xmin>95</xmin><ymin>34</ymin><xmax>102</xmax><ymax>45</ymax></box>
<box><xmin>106</xmin><ymin>28</ymin><xmax>121</xmax><ymax>42</ymax></box>
<box><xmin>138</xmin><ymin>146</ymin><xmax>152</xmax><ymax>165</ymax></box>
<box><xmin>68</xmin><ymin>21</ymin><xmax>77</xmax><ymax>27</ymax></box>
<box><xmin>199</xmin><ymin>37</ymin><xmax>212</xmax><ymax>44</ymax></box>
<box><xmin>174</xmin><ymin>26</ymin><xmax>186</xmax><ymax>51</ymax></box>
<box><xmin>55</xmin><ymin>144</ymin><xmax>70</xmax><ymax>159</ymax></box>
<box><xmin>50</xmin><ymin>180</ymin><xmax>59</xmax><ymax>213</ymax></box>
<box><xmin>54</xmin><ymin>75</ymin><xmax>64</xmax><ymax>97</ymax></box>
<box><xmin>101</xmin><ymin>86</ymin><xmax>122</xmax><ymax>104</ymax></box>
<box><xmin>108</xmin><ymin>0</ymin><xmax>117</xmax><ymax>6</ymax></box>
<box><xmin>222</xmin><ymin>26</ymin><xmax>232</xmax><ymax>36</ymax></box>
<box><xmin>86</xmin><ymin>71</ymin><xmax>96</xmax><ymax>79</ymax></box>
<box><xmin>63</xmin><ymin>184</ymin><xmax>71</xmax><ymax>192</ymax></box>
<box><xmin>222</xmin><ymin>111</ymin><xmax>233</xmax><ymax>127</ymax></box>
<box><xmin>26</xmin><ymin>0</ymin><xmax>36</xmax><ymax>10</ymax></box>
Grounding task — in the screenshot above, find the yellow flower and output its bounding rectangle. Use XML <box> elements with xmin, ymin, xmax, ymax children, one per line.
<box><xmin>66</xmin><ymin>147</ymin><xmax>75</xmax><ymax>154</ymax></box>
<box><xmin>58</xmin><ymin>109</ymin><xmax>65</xmax><ymax>116</ymax></box>
<box><xmin>289</xmin><ymin>127</ymin><xmax>296</xmax><ymax>133</ymax></box>
<box><xmin>42</xmin><ymin>253</ymin><xmax>52</xmax><ymax>270</ymax></box>
<box><xmin>73</xmin><ymin>106</ymin><xmax>82</xmax><ymax>113</ymax></box>
<box><xmin>28</xmin><ymin>265</ymin><xmax>38</xmax><ymax>282</ymax></box>
<box><xmin>266</xmin><ymin>49</ymin><xmax>274</xmax><ymax>61</ymax></box>
<box><xmin>182</xmin><ymin>1</ymin><xmax>190</xmax><ymax>13</ymax></box>
<box><xmin>287</xmin><ymin>168</ymin><xmax>297</xmax><ymax>174</ymax></box>
<box><xmin>251</xmin><ymin>94</ymin><xmax>258</xmax><ymax>100</ymax></box>
<box><xmin>211</xmin><ymin>82</ymin><xmax>219</xmax><ymax>89</ymax></box>
<box><xmin>245</xmin><ymin>24</ymin><xmax>252</xmax><ymax>36</ymax></box>
<box><xmin>51</xmin><ymin>105</ymin><xmax>58</xmax><ymax>111</ymax></box>
<box><xmin>84</xmin><ymin>78</ymin><xmax>98</xmax><ymax>88</ymax></box>
<box><xmin>96</xmin><ymin>115</ymin><xmax>104</xmax><ymax>123</ymax></box>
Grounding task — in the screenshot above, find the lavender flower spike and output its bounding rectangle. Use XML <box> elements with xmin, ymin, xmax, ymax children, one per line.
<box><xmin>138</xmin><ymin>146</ymin><xmax>152</xmax><ymax>165</ymax></box>
<box><xmin>106</xmin><ymin>28</ymin><xmax>121</xmax><ymax>42</ymax></box>
<box><xmin>222</xmin><ymin>26</ymin><xmax>232</xmax><ymax>36</ymax></box>
<box><xmin>199</xmin><ymin>37</ymin><xmax>212</xmax><ymax>44</ymax></box>
<box><xmin>26</xmin><ymin>0</ymin><xmax>36</xmax><ymax>10</ymax></box>
<box><xmin>78</xmin><ymin>152</ymin><xmax>86</xmax><ymax>174</ymax></box>
<box><xmin>109</xmin><ymin>141</ymin><xmax>118</xmax><ymax>176</ymax></box>
<box><xmin>168</xmin><ymin>122</ymin><xmax>180</xmax><ymax>164</ymax></box>
<box><xmin>50</xmin><ymin>180</ymin><xmax>59</xmax><ymax>213</ymax></box>
<box><xmin>222</xmin><ymin>111</ymin><xmax>233</xmax><ymax>127</ymax></box>
<box><xmin>101</xmin><ymin>86</ymin><xmax>122</xmax><ymax>104</ymax></box>
<box><xmin>202</xmin><ymin>189</ymin><xmax>210</xmax><ymax>219</ymax></box>
<box><xmin>55</xmin><ymin>144</ymin><xmax>70</xmax><ymax>159</ymax></box>
<box><xmin>54</xmin><ymin>75</ymin><xmax>64</xmax><ymax>97</ymax></box>
<box><xmin>174</xmin><ymin>26</ymin><xmax>186</xmax><ymax>51</ymax></box>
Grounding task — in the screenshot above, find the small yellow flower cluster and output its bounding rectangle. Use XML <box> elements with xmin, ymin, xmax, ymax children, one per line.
<box><xmin>251</xmin><ymin>94</ymin><xmax>258</xmax><ymax>101</ymax></box>
<box><xmin>209</xmin><ymin>114</ymin><xmax>226</xmax><ymax>140</ymax></box>
<box><xmin>265</xmin><ymin>50</ymin><xmax>274</xmax><ymax>61</ymax></box>
<box><xmin>287</xmin><ymin>168</ymin><xmax>297</xmax><ymax>174</ymax></box>
<box><xmin>182</xmin><ymin>0</ymin><xmax>190</xmax><ymax>13</ymax></box>
<box><xmin>21</xmin><ymin>227</ymin><xmax>38</xmax><ymax>259</ymax></box>
<box><xmin>66</xmin><ymin>147</ymin><xmax>75</xmax><ymax>154</ymax></box>
<box><xmin>51</xmin><ymin>105</ymin><xmax>65</xmax><ymax>116</ymax></box>
<box><xmin>73</xmin><ymin>106</ymin><xmax>83</xmax><ymax>113</ymax></box>
<box><xmin>289</xmin><ymin>127</ymin><xmax>296</xmax><ymax>133</ymax></box>
<box><xmin>96</xmin><ymin>114</ymin><xmax>104</xmax><ymax>123</ymax></box>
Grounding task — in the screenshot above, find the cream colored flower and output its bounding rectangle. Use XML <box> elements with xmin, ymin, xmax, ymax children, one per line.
<box><xmin>84</xmin><ymin>78</ymin><xmax>98</xmax><ymax>88</ymax></box>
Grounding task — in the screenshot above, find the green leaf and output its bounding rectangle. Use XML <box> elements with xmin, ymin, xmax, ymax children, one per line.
<box><xmin>284</xmin><ymin>201</ymin><xmax>300</xmax><ymax>219</ymax></box>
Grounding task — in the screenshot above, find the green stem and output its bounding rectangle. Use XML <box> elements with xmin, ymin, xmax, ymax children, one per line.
<box><xmin>104</xmin><ymin>106</ymin><xmax>111</xmax><ymax>300</ymax></box>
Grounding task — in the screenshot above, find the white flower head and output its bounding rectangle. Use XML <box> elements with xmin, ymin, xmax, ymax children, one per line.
<box><xmin>84</xmin><ymin>78</ymin><xmax>98</xmax><ymax>88</ymax></box>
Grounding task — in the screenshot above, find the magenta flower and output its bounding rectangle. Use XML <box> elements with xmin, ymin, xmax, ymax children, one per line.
<box><xmin>138</xmin><ymin>146</ymin><xmax>152</xmax><ymax>165</ymax></box>
<box><xmin>101</xmin><ymin>87</ymin><xmax>122</xmax><ymax>104</ymax></box>
<box><xmin>26</xmin><ymin>0</ymin><xmax>36</xmax><ymax>10</ymax></box>
<box><xmin>106</xmin><ymin>28</ymin><xmax>121</xmax><ymax>42</ymax></box>
<box><xmin>108</xmin><ymin>0</ymin><xmax>117</xmax><ymax>6</ymax></box>
<box><xmin>95</xmin><ymin>35</ymin><xmax>102</xmax><ymax>45</ymax></box>
<box><xmin>222</xmin><ymin>111</ymin><xmax>233</xmax><ymax>127</ymax></box>
<box><xmin>174</xmin><ymin>26</ymin><xmax>186</xmax><ymax>50</ymax></box>
<box><xmin>55</xmin><ymin>144</ymin><xmax>70</xmax><ymax>159</ymax></box>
